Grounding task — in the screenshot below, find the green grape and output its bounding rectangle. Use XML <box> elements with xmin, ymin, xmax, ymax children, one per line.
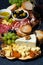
<box><xmin>7</xmin><ymin>36</ymin><xmax>10</xmax><ymax>39</ymax></box>
<box><xmin>15</xmin><ymin>36</ymin><xmax>18</xmax><ymax>39</ymax></box>
<box><xmin>12</xmin><ymin>40</ymin><xmax>15</xmax><ymax>43</ymax></box>
<box><xmin>7</xmin><ymin>32</ymin><xmax>11</xmax><ymax>35</ymax></box>
<box><xmin>7</xmin><ymin>40</ymin><xmax>12</xmax><ymax>45</ymax></box>
<box><xmin>8</xmin><ymin>18</ymin><xmax>13</xmax><ymax>23</ymax></box>
<box><xmin>12</xmin><ymin>36</ymin><xmax>15</xmax><ymax>40</ymax></box>
<box><xmin>7</xmin><ymin>32</ymin><xmax>12</xmax><ymax>38</ymax></box>
<box><xmin>2</xmin><ymin>32</ymin><xmax>18</xmax><ymax>45</ymax></box>
<box><xmin>12</xmin><ymin>33</ymin><xmax>16</xmax><ymax>36</ymax></box>
<box><xmin>2</xmin><ymin>37</ymin><xmax>7</xmax><ymax>41</ymax></box>
<box><xmin>4</xmin><ymin>16</ymin><xmax>9</xmax><ymax>21</ymax></box>
<box><xmin>4</xmin><ymin>33</ymin><xmax>7</xmax><ymax>37</ymax></box>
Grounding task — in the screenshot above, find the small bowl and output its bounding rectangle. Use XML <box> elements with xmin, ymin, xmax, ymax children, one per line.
<box><xmin>0</xmin><ymin>9</ymin><xmax>12</xmax><ymax>18</ymax></box>
<box><xmin>13</xmin><ymin>9</ymin><xmax>29</xmax><ymax>21</ymax></box>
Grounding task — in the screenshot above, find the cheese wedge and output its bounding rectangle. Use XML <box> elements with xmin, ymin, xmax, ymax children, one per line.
<box><xmin>15</xmin><ymin>34</ymin><xmax>36</xmax><ymax>48</ymax></box>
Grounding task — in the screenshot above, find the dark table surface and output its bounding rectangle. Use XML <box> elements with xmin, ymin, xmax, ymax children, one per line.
<box><xmin>0</xmin><ymin>0</ymin><xmax>43</xmax><ymax>65</ymax></box>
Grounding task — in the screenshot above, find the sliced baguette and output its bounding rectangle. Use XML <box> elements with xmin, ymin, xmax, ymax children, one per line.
<box><xmin>7</xmin><ymin>4</ymin><xmax>17</xmax><ymax>11</ymax></box>
<box><xmin>35</xmin><ymin>30</ymin><xmax>43</xmax><ymax>44</ymax></box>
<box><xmin>35</xmin><ymin>30</ymin><xmax>43</xmax><ymax>40</ymax></box>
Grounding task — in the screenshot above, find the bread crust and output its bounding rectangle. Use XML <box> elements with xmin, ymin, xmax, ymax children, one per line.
<box><xmin>7</xmin><ymin>4</ymin><xmax>17</xmax><ymax>11</ymax></box>
<box><xmin>20</xmin><ymin>25</ymin><xmax>32</xmax><ymax>34</ymax></box>
<box><xmin>6</xmin><ymin>56</ymin><xmax>15</xmax><ymax>60</ymax></box>
<box><xmin>6</xmin><ymin>50</ymin><xmax>41</xmax><ymax>60</ymax></box>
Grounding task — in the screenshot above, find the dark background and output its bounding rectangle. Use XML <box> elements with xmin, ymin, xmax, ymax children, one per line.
<box><xmin>0</xmin><ymin>0</ymin><xmax>43</xmax><ymax>65</ymax></box>
<box><xmin>34</xmin><ymin>0</ymin><xmax>43</xmax><ymax>19</ymax></box>
<box><xmin>0</xmin><ymin>0</ymin><xmax>10</xmax><ymax>9</ymax></box>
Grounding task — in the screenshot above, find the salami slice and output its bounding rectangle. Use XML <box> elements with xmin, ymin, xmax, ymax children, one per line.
<box><xmin>0</xmin><ymin>24</ymin><xmax>11</xmax><ymax>34</ymax></box>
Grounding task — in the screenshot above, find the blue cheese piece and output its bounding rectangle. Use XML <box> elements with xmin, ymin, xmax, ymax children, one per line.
<box><xmin>15</xmin><ymin>34</ymin><xmax>36</xmax><ymax>48</ymax></box>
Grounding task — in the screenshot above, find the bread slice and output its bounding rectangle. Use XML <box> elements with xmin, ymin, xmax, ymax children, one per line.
<box><xmin>21</xmin><ymin>1</ymin><xmax>33</xmax><ymax>10</ymax></box>
<box><xmin>20</xmin><ymin>25</ymin><xmax>32</xmax><ymax>34</ymax></box>
<box><xmin>35</xmin><ymin>30</ymin><xmax>43</xmax><ymax>44</ymax></box>
<box><xmin>7</xmin><ymin>4</ymin><xmax>16</xmax><ymax>11</ymax></box>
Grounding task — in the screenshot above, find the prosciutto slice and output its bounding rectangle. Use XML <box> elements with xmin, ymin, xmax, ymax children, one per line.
<box><xmin>12</xmin><ymin>19</ymin><xmax>30</xmax><ymax>30</ymax></box>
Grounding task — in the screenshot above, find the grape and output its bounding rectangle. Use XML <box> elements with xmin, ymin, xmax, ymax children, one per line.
<box><xmin>7</xmin><ymin>32</ymin><xmax>12</xmax><ymax>38</ymax></box>
<box><xmin>8</xmin><ymin>18</ymin><xmax>13</xmax><ymax>23</ymax></box>
<box><xmin>14</xmin><ymin>14</ymin><xmax>16</xmax><ymax>18</ymax></box>
<box><xmin>4</xmin><ymin>33</ymin><xmax>7</xmax><ymax>37</ymax></box>
<box><xmin>4</xmin><ymin>16</ymin><xmax>9</xmax><ymax>21</ymax></box>
<box><xmin>7</xmin><ymin>32</ymin><xmax>11</xmax><ymax>35</ymax></box>
<box><xmin>2</xmin><ymin>32</ymin><xmax>18</xmax><ymax>45</ymax></box>
<box><xmin>12</xmin><ymin>40</ymin><xmax>15</xmax><ymax>43</ymax></box>
<box><xmin>12</xmin><ymin>36</ymin><xmax>15</xmax><ymax>40</ymax></box>
<box><xmin>7</xmin><ymin>40</ymin><xmax>12</xmax><ymax>45</ymax></box>
<box><xmin>11</xmin><ymin>33</ymin><xmax>15</xmax><ymax>36</ymax></box>
<box><xmin>2</xmin><ymin>37</ymin><xmax>7</xmax><ymax>41</ymax></box>
<box><xmin>7</xmin><ymin>36</ymin><xmax>10</xmax><ymax>39</ymax></box>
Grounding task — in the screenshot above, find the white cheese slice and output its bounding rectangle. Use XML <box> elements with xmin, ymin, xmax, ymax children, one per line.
<box><xmin>15</xmin><ymin>34</ymin><xmax>36</xmax><ymax>48</ymax></box>
<box><xmin>5</xmin><ymin>50</ymin><xmax>11</xmax><ymax>57</ymax></box>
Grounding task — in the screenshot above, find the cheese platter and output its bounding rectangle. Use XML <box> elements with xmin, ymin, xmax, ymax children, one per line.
<box><xmin>0</xmin><ymin>1</ymin><xmax>43</xmax><ymax>60</ymax></box>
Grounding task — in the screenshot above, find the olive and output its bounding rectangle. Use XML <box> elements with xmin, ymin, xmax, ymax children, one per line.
<box><xmin>19</xmin><ymin>10</ymin><xmax>24</xmax><ymax>14</ymax></box>
<box><xmin>1</xmin><ymin>34</ymin><xmax>4</xmax><ymax>37</ymax></box>
<box><xmin>9</xmin><ymin>15</ymin><xmax>12</xmax><ymax>19</ymax></box>
<box><xmin>14</xmin><ymin>14</ymin><xmax>16</xmax><ymax>18</ymax></box>
<box><xmin>22</xmin><ymin>13</ymin><xmax>26</xmax><ymax>16</ymax></box>
<box><xmin>13</xmin><ymin>11</ymin><xmax>16</xmax><ymax>14</ymax></box>
<box><xmin>8</xmin><ymin>30</ymin><xmax>11</xmax><ymax>32</ymax></box>
<box><xmin>13</xmin><ymin>10</ymin><xmax>27</xmax><ymax>19</ymax></box>
<box><xmin>25</xmin><ymin>13</ymin><xmax>27</xmax><ymax>17</ymax></box>
<box><xmin>16</xmin><ymin>10</ymin><xmax>19</xmax><ymax>14</ymax></box>
<box><xmin>8</xmin><ymin>30</ymin><xmax>16</xmax><ymax>33</ymax></box>
<box><xmin>17</xmin><ymin>16</ymin><xmax>23</xmax><ymax>19</ymax></box>
<box><xmin>20</xmin><ymin>14</ymin><xmax>23</xmax><ymax>16</ymax></box>
<box><xmin>22</xmin><ymin>13</ymin><xmax>27</xmax><ymax>18</ymax></box>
